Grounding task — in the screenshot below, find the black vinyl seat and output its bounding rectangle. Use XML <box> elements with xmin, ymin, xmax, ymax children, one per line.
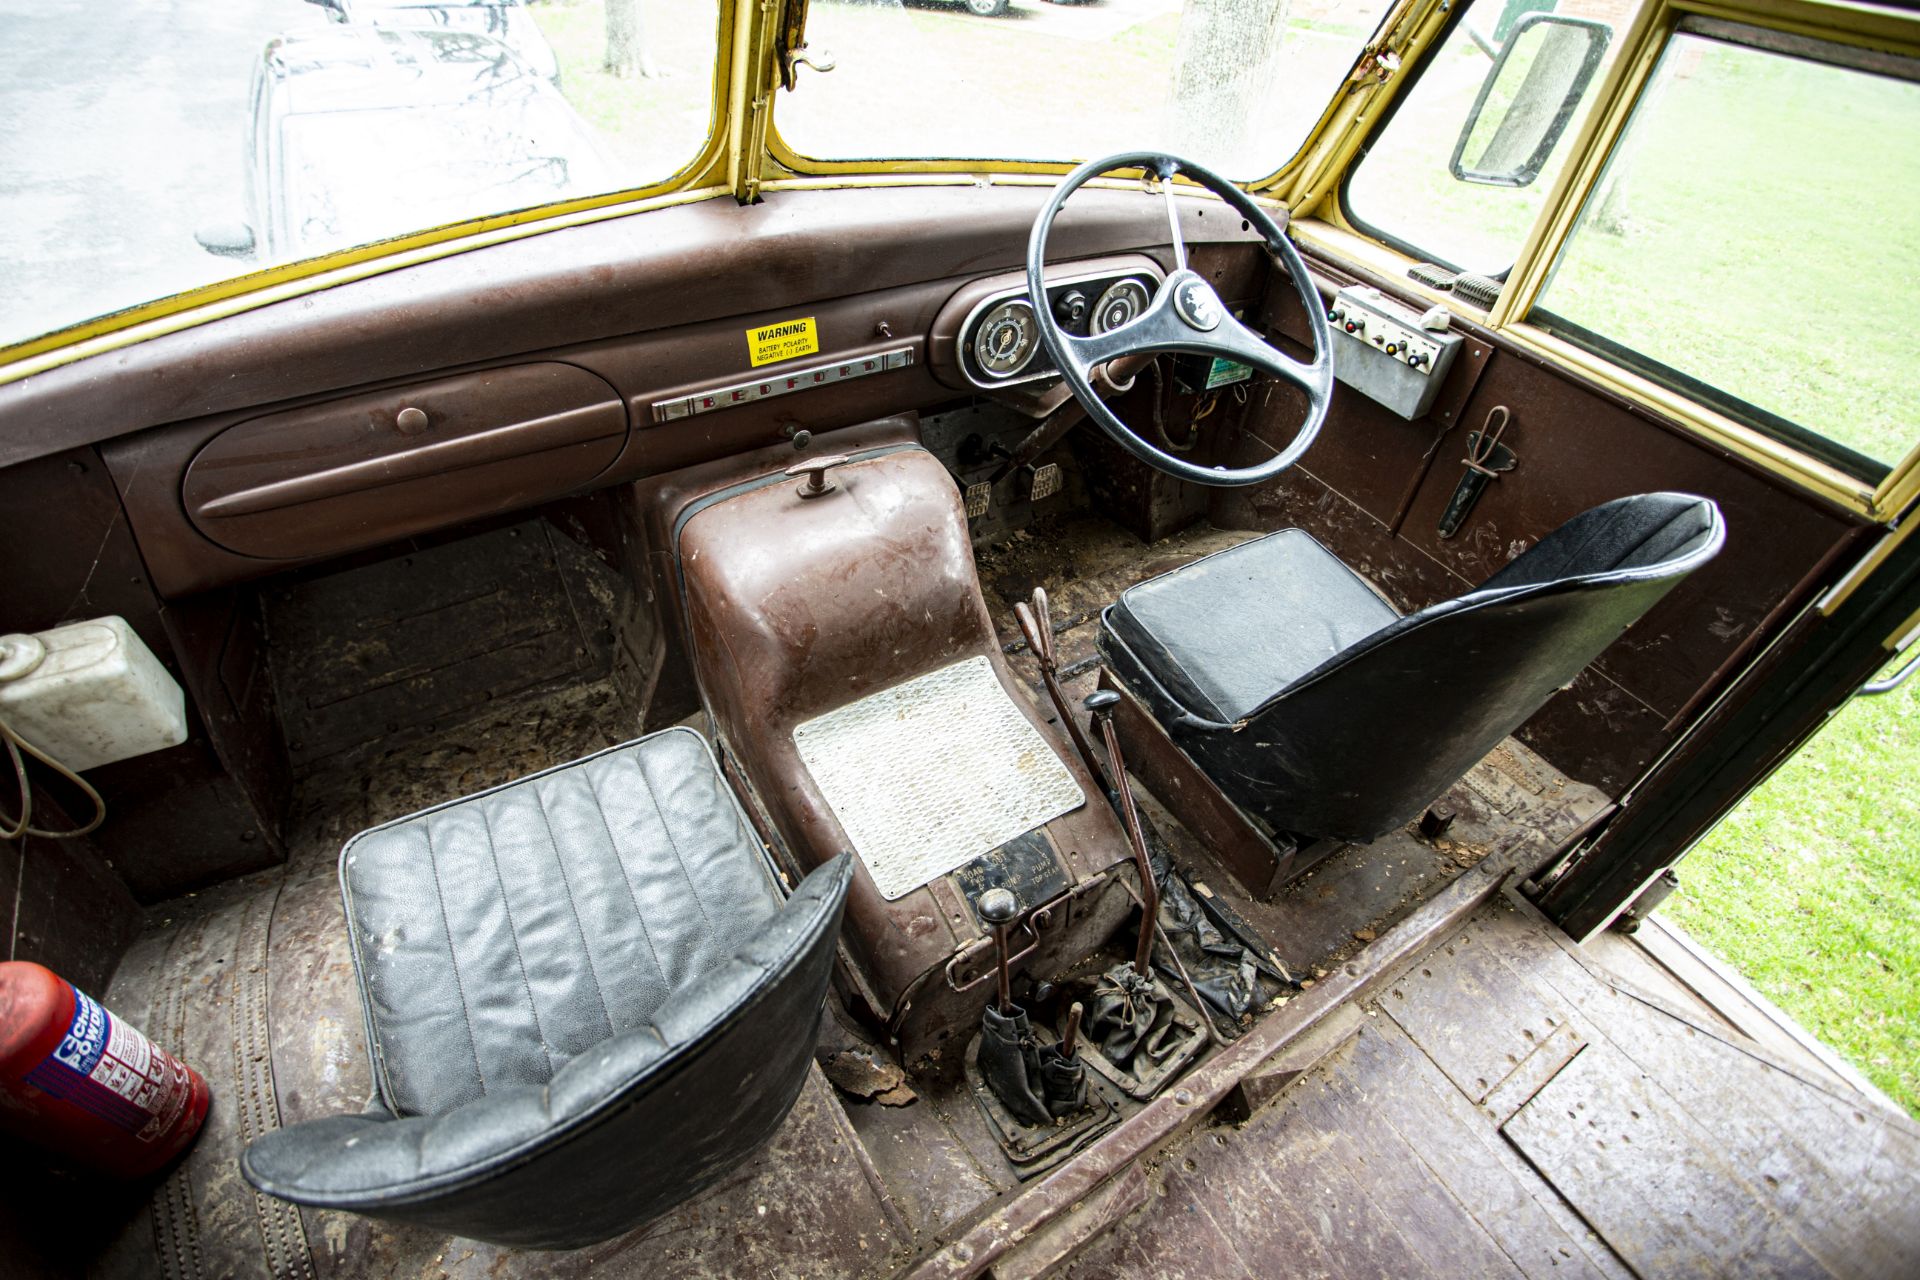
<box><xmin>1100</xmin><ymin>493</ymin><xmax>1724</xmax><ymax>844</ymax></box>
<box><xmin>240</xmin><ymin>727</ymin><xmax>852</xmax><ymax>1250</ymax></box>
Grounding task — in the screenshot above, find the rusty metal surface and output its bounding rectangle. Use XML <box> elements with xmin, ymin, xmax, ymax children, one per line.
<box><xmin>1</xmin><ymin>187</ymin><xmax>1266</xmax><ymax>473</ymax></box>
<box><xmin>671</xmin><ymin>445</ymin><xmax>1133</xmax><ymax>1056</ymax></box>
<box><xmin>182</xmin><ymin>363</ymin><xmax>628</xmax><ymax>564</ymax></box>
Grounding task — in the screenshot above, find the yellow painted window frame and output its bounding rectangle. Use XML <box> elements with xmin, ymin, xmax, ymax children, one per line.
<box><xmin>1297</xmin><ymin>0</ymin><xmax>1920</xmax><ymax>523</ymax></box>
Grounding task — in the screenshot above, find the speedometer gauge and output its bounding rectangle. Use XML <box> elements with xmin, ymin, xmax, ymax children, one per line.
<box><xmin>1092</xmin><ymin>279</ymin><xmax>1150</xmax><ymax>335</ymax></box>
<box><xmin>973</xmin><ymin>299</ymin><xmax>1038</xmax><ymax>378</ymax></box>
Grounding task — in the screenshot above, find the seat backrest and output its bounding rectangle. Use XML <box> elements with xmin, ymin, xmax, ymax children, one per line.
<box><xmin>338</xmin><ymin>728</ymin><xmax>785</xmax><ymax>1118</ymax></box>
<box><xmin>1250</xmin><ymin>493</ymin><xmax>1724</xmax><ymax>841</ymax></box>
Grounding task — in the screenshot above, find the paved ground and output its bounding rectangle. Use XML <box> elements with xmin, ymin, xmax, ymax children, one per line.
<box><xmin>0</xmin><ymin>0</ymin><xmax>327</xmax><ymax>349</ymax></box>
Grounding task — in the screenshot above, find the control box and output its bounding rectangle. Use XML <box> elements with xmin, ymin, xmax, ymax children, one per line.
<box><xmin>1328</xmin><ymin>285</ymin><xmax>1463</xmax><ymax>420</ymax></box>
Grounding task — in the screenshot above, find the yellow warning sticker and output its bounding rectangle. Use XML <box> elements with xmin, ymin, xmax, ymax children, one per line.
<box><xmin>747</xmin><ymin>316</ymin><xmax>820</xmax><ymax>367</ymax></box>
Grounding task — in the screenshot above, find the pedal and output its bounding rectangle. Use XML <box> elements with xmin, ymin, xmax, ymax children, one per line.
<box><xmin>964</xmin><ymin>481</ymin><xmax>993</xmax><ymax>519</ymax></box>
<box><xmin>1023</xmin><ymin>463</ymin><xmax>1061</xmax><ymax>503</ymax></box>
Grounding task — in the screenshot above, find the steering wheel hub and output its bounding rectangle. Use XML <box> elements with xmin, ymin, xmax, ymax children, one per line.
<box><xmin>1170</xmin><ymin>273</ymin><xmax>1223</xmax><ymax>332</ymax></box>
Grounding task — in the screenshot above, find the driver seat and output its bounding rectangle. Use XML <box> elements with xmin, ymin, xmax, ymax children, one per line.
<box><xmin>1098</xmin><ymin>492</ymin><xmax>1724</xmax><ymax>844</ymax></box>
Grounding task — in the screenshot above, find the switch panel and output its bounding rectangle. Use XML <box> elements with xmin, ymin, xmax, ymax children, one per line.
<box><xmin>1327</xmin><ymin>285</ymin><xmax>1464</xmax><ymax>420</ymax></box>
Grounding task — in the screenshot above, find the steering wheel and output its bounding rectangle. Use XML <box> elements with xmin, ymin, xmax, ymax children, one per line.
<box><xmin>1026</xmin><ymin>152</ymin><xmax>1334</xmax><ymax>487</ymax></box>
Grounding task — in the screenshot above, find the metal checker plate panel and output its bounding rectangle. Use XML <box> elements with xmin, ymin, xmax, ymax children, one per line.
<box><xmin>793</xmin><ymin>655</ymin><xmax>1085</xmax><ymax>901</ymax></box>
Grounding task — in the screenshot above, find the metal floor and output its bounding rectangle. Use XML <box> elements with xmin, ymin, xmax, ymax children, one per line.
<box><xmin>48</xmin><ymin>513</ymin><xmax>1920</xmax><ymax>1280</ymax></box>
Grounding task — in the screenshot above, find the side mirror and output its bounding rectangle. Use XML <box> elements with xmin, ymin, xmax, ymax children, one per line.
<box><xmin>1451</xmin><ymin>14</ymin><xmax>1612</xmax><ymax>189</ymax></box>
<box><xmin>194</xmin><ymin>223</ymin><xmax>258</xmax><ymax>260</ymax></box>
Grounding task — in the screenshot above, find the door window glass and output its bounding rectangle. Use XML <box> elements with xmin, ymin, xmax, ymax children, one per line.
<box><xmin>1344</xmin><ymin>0</ymin><xmax>1627</xmax><ymax>278</ymax></box>
<box><xmin>778</xmin><ymin>0</ymin><xmax>1395</xmax><ymax>182</ymax></box>
<box><xmin>0</xmin><ymin>0</ymin><xmax>719</xmax><ymax>352</ymax></box>
<box><xmin>1533</xmin><ymin>25</ymin><xmax>1920</xmax><ymax>475</ymax></box>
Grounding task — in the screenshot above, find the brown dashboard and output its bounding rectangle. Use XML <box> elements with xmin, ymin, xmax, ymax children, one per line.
<box><xmin>11</xmin><ymin>186</ymin><xmax>1266</xmax><ymax>598</ymax></box>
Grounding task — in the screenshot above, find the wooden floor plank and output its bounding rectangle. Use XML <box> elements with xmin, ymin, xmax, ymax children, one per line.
<box><xmin>1239</xmin><ymin>1068</ymin><xmax>1472</xmax><ymax>1279</ymax></box>
<box><xmin>1504</xmin><ymin>1040</ymin><xmax>1834</xmax><ymax>1279</ymax></box>
<box><xmin>1310</xmin><ymin>1042</ymin><xmax>1531</xmax><ymax>1279</ymax></box>
<box><xmin>1354</xmin><ymin>1017</ymin><xmax>1632</xmax><ymax>1280</ymax></box>
<box><xmin>1381</xmin><ymin>924</ymin><xmax>1573</xmax><ymax>1104</ymax></box>
<box><xmin>1475</xmin><ymin>896</ymin><xmax>1920</xmax><ymax>1273</ymax></box>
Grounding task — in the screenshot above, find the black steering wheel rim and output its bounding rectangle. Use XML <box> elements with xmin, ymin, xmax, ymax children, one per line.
<box><xmin>1025</xmin><ymin>151</ymin><xmax>1334</xmax><ymax>488</ymax></box>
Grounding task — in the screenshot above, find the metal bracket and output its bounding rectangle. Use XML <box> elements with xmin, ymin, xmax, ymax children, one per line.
<box><xmin>1439</xmin><ymin>405</ymin><xmax>1515</xmax><ymax>538</ymax></box>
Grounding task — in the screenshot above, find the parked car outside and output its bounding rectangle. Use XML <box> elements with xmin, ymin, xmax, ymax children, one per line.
<box><xmin>305</xmin><ymin>0</ymin><xmax>562</xmax><ymax>86</ymax></box>
<box><xmin>195</xmin><ymin>25</ymin><xmax>616</xmax><ymax>263</ymax></box>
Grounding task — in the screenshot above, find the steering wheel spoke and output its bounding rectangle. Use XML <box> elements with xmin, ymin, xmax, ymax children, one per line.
<box><xmin>1206</xmin><ymin>312</ymin><xmax>1324</xmax><ymax>393</ymax></box>
<box><xmin>1027</xmin><ymin>151</ymin><xmax>1336</xmax><ymax>488</ymax></box>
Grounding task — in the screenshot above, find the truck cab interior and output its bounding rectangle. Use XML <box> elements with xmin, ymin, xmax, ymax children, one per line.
<box><xmin>3</xmin><ymin>1</ymin><xmax>1919</xmax><ymax>1276</ymax></box>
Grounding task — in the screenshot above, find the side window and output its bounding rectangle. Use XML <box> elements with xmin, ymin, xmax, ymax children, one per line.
<box><xmin>1532</xmin><ymin>23</ymin><xmax>1920</xmax><ymax>477</ymax></box>
<box><xmin>1343</xmin><ymin>0</ymin><xmax>1628</xmax><ymax>278</ymax></box>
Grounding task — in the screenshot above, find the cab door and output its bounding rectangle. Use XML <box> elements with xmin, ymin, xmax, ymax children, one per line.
<box><xmin>1252</xmin><ymin>0</ymin><xmax>1920</xmax><ymax>935</ymax></box>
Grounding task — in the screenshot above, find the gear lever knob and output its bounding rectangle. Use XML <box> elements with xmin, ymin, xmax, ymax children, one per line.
<box><xmin>1084</xmin><ymin>689</ymin><xmax>1120</xmax><ymax>726</ymax></box>
<box><xmin>977</xmin><ymin>887</ymin><xmax>1018</xmax><ymax>926</ymax></box>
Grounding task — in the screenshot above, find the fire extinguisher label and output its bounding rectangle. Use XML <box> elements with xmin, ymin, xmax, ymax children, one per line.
<box><xmin>21</xmin><ymin>989</ymin><xmax>194</xmax><ymax>1141</ymax></box>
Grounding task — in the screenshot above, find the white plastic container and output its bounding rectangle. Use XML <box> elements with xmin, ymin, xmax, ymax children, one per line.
<box><xmin>0</xmin><ymin>618</ymin><xmax>188</xmax><ymax>771</ymax></box>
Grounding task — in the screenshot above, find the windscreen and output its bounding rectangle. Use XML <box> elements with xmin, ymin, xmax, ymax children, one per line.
<box><xmin>778</xmin><ymin>0</ymin><xmax>1394</xmax><ymax>181</ymax></box>
<box><xmin>0</xmin><ymin>0</ymin><xmax>718</xmax><ymax>352</ymax></box>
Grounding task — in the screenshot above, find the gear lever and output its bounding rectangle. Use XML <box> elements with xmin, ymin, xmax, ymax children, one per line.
<box><xmin>977</xmin><ymin>886</ymin><xmax>1020</xmax><ymax>1014</ymax></box>
<box><xmin>1014</xmin><ymin>587</ymin><xmax>1108</xmax><ymax>791</ymax></box>
<box><xmin>1086</xmin><ymin>691</ymin><xmax>1159</xmax><ymax>974</ymax></box>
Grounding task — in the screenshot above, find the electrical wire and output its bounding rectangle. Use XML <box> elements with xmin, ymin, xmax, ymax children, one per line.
<box><xmin>0</xmin><ymin>713</ymin><xmax>106</xmax><ymax>840</ymax></box>
<box><xmin>1147</xmin><ymin>361</ymin><xmax>1204</xmax><ymax>454</ymax></box>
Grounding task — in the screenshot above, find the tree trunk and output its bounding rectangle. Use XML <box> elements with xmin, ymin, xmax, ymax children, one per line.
<box><xmin>605</xmin><ymin>0</ymin><xmax>659</xmax><ymax>80</ymax></box>
<box><xmin>1169</xmin><ymin>0</ymin><xmax>1295</xmax><ymax>169</ymax></box>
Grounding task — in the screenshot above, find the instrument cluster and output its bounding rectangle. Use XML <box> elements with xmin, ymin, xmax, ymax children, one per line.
<box><xmin>959</xmin><ymin>269</ymin><xmax>1158</xmax><ymax>389</ymax></box>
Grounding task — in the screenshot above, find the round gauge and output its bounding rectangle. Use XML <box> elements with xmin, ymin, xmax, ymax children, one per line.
<box><xmin>973</xmin><ymin>299</ymin><xmax>1039</xmax><ymax>378</ymax></box>
<box><xmin>1092</xmin><ymin>279</ymin><xmax>1151</xmax><ymax>335</ymax></box>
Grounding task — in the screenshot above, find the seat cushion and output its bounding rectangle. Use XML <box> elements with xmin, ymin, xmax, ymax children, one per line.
<box><xmin>339</xmin><ymin>727</ymin><xmax>782</xmax><ymax>1118</ymax></box>
<box><xmin>1106</xmin><ymin>529</ymin><xmax>1399</xmax><ymax>723</ymax></box>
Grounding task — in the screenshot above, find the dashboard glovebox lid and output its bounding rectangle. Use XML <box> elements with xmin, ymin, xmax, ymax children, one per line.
<box><xmin>183</xmin><ymin>362</ymin><xmax>629</xmax><ymax>561</ymax></box>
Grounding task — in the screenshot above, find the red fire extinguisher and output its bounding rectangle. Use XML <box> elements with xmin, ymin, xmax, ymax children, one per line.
<box><xmin>0</xmin><ymin>961</ymin><xmax>210</xmax><ymax>1177</ymax></box>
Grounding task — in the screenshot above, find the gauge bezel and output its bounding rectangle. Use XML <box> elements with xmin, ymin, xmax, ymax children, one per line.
<box><xmin>956</xmin><ymin>267</ymin><xmax>1162</xmax><ymax>391</ymax></box>
<box><xmin>1090</xmin><ymin>278</ymin><xmax>1152</xmax><ymax>337</ymax></box>
<box><xmin>972</xmin><ymin>298</ymin><xmax>1040</xmax><ymax>379</ymax></box>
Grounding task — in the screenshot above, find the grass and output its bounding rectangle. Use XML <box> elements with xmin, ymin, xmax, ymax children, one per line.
<box><xmin>1541</xmin><ymin>40</ymin><xmax>1920</xmax><ymax>468</ymax></box>
<box><xmin>527</xmin><ymin>0</ymin><xmax>720</xmax><ymax>182</ymax></box>
<box><xmin>1664</xmin><ymin>658</ymin><xmax>1920</xmax><ymax>1117</ymax></box>
<box><xmin>1353</xmin><ymin>32</ymin><xmax>1920</xmax><ymax>469</ymax></box>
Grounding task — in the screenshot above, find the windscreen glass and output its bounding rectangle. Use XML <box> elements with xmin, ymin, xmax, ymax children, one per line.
<box><xmin>0</xmin><ymin>0</ymin><xmax>718</xmax><ymax>351</ymax></box>
<box><xmin>778</xmin><ymin>0</ymin><xmax>1394</xmax><ymax>181</ymax></box>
